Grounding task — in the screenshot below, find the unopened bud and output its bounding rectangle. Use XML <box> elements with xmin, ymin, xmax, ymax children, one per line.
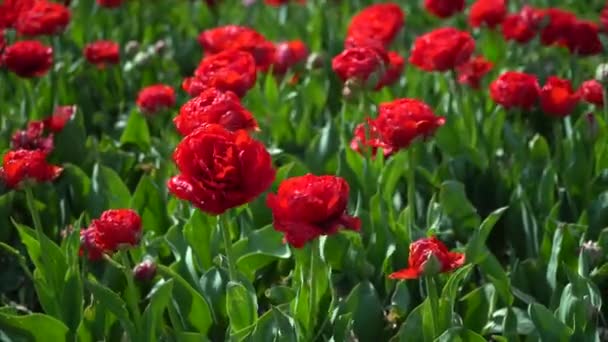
<box><xmin>154</xmin><ymin>40</ymin><xmax>167</xmax><ymax>54</ymax></box>
<box><xmin>133</xmin><ymin>258</ymin><xmax>157</xmax><ymax>282</ymax></box>
<box><xmin>595</xmin><ymin>63</ymin><xmax>608</xmax><ymax>84</ymax></box>
<box><xmin>580</xmin><ymin>240</ymin><xmax>602</xmax><ymax>265</ymax></box>
<box><xmin>125</xmin><ymin>41</ymin><xmax>140</xmax><ymax>56</ymax></box>
<box><xmin>306</xmin><ymin>52</ymin><xmax>325</xmax><ymax>70</ymax></box>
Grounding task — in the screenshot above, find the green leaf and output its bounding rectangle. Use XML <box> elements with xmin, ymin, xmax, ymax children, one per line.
<box><xmin>479</xmin><ymin>253</ymin><xmax>513</xmax><ymax>306</ymax></box>
<box><xmin>130</xmin><ymin>175</ymin><xmax>170</xmax><ymax>235</ymax></box>
<box><xmin>341</xmin><ymin>281</ymin><xmax>385</xmax><ymax>341</ymax></box>
<box><xmin>439</xmin><ymin>181</ymin><xmax>481</xmax><ymax>236</ymax></box>
<box><xmin>248</xmin><ymin>307</ymin><xmax>298</xmax><ymax>342</ymax></box>
<box><xmin>53</xmin><ymin>109</ymin><xmax>88</xmax><ymax>165</ymax></box>
<box><xmin>528</xmin><ymin>303</ymin><xmax>573</xmax><ymax>342</ymax></box>
<box><xmin>393</xmin><ymin>302</ymin><xmax>426</xmax><ymax>342</ymax></box>
<box><xmin>183</xmin><ymin>211</ymin><xmax>216</xmax><ymax>270</ymax></box>
<box><xmin>226</xmin><ymin>281</ymin><xmax>258</xmax><ymax>333</ymax></box>
<box><xmin>199</xmin><ymin>267</ymin><xmax>229</xmax><ymax>320</ymax></box>
<box><xmin>120</xmin><ymin>109</ymin><xmax>151</xmax><ymax>150</ymax></box>
<box><xmin>61</xmin><ymin>266</ymin><xmax>83</xmax><ymax>333</ymax></box>
<box><xmin>466</xmin><ymin>207</ymin><xmax>508</xmax><ymax>264</ymax></box>
<box><xmin>0</xmin><ymin>313</ymin><xmax>70</xmax><ymax>341</ymax></box>
<box><xmin>88</xmin><ymin>163</ymin><xmax>131</xmax><ymax>217</ymax></box>
<box><xmin>158</xmin><ymin>265</ymin><xmax>213</xmax><ymax>335</ymax></box>
<box><xmin>143</xmin><ymin>279</ymin><xmax>174</xmax><ymax>342</ymax></box>
<box><xmin>85</xmin><ymin>278</ymin><xmax>136</xmax><ymax>339</ymax></box>
<box><xmin>233</xmin><ymin>225</ymin><xmax>291</xmax><ymax>279</ymax></box>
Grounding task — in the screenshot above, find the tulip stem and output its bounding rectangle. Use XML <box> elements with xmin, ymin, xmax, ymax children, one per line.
<box><xmin>308</xmin><ymin>240</ymin><xmax>318</xmax><ymax>338</ymax></box>
<box><xmin>119</xmin><ymin>251</ymin><xmax>142</xmax><ymax>336</ymax></box>
<box><xmin>24</xmin><ymin>187</ymin><xmax>44</xmax><ymax>237</ymax></box>
<box><xmin>407</xmin><ymin>144</ymin><xmax>417</xmax><ymax>241</ymax></box>
<box><xmin>425</xmin><ymin>276</ymin><xmax>440</xmax><ymax>337</ymax></box>
<box><xmin>219</xmin><ymin>214</ymin><xmax>238</xmax><ymax>281</ymax></box>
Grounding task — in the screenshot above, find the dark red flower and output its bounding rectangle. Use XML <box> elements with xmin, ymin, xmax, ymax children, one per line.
<box><xmin>264</xmin><ymin>0</ymin><xmax>305</xmax><ymax>6</ymax></box>
<box><xmin>409</xmin><ymin>27</ymin><xmax>475</xmax><ymax>72</ymax></box>
<box><xmin>272</xmin><ymin>40</ymin><xmax>308</xmax><ymax>74</ymax></box>
<box><xmin>456</xmin><ymin>56</ymin><xmax>493</xmax><ymax>89</ymax></box>
<box><xmin>346</xmin><ymin>3</ymin><xmax>405</xmax><ymax>48</ymax></box>
<box><xmin>43</xmin><ymin>105</ymin><xmax>75</xmax><ymax>133</ymax></box>
<box><xmin>468</xmin><ymin>0</ymin><xmax>507</xmax><ymax>28</ymax></box>
<box><xmin>389</xmin><ymin>236</ymin><xmax>465</xmax><ymax>279</ymax></box>
<box><xmin>423</xmin><ymin>0</ymin><xmax>465</xmax><ymax>19</ymax></box>
<box><xmin>566</xmin><ymin>20</ymin><xmax>602</xmax><ymax>56</ymax></box>
<box><xmin>489</xmin><ymin>71</ymin><xmax>540</xmax><ymax>110</ymax></box>
<box><xmin>84</xmin><ymin>40</ymin><xmax>120</xmax><ymax>67</ymax></box>
<box><xmin>376</xmin><ymin>51</ymin><xmax>404</xmax><ymax>89</ymax></box>
<box><xmin>332</xmin><ymin>46</ymin><xmax>388</xmax><ymax>84</ymax></box>
<box><xmin>267</xmin><ymin>174</ymin><xmax>361</xmax><ymax>248</ymax></box>
<box><xmin>167</xmin><ymin>124</ymin><xmax>275</xmax><ymax>215</ymax></box>
<box><xmin>602</xmin><ymin>4</ymin><xmax>608</xmax><ymax>32</ymax></box>
<box><xmin>96</xmin><ymin>0</ymin><xmax>123</xmax><ymax>8</ymax></box>
<box><xmin>136</xmin><ymin>84</ymin><xmax>176</xmax><ymax>114</ymax></box>
<box><xmin>0</xmin><ymin>30</ymin><xmax>5</xmax><ymax>54</ymax></box>
<box><xmin>79</xmin><ymin>228</ymin><xmax>103</xmax><ymax>261</ymax></box>
<box><xmin>0</xmin><ymin>0</ymin><xmax>34</xmax><ymax>29</ymax></box>
<box><xmin>373</xmin><ymin>98</ymin><xmax>446</xmax><ymax>153</ymax></box>
<box><xmin>540</xmin><ymin>8</ymin><xmax>576</xmax><ymax>48</ymax></box>
<box><xmin>540</xmin><ymin>76</ymin><xmax>579</xmax><ymax>117</ymax></box>
<box><xmin>2</xmin><ymin>40</ymin><xmax>53</xmax><ymax>77</ymax></box>
<box><xmin>187</xmin><ymin>49</ymin><xmax>257</xmax><ymax>98</ymax></box>
<box><xmin>1</xmin><ymin>149</ymin><xmax>62</xmax><ymax>188</ymax></box>
<box><xmin>197</xmin><ymin>25</ymin><xmax>275</xmax><ymax>71</ymax></box>
<box><xmin>15</xmin><ymin>1</ymin><xmax>71</xmax><ymax>36</ymax></box>
<box><xmin>11</xmin><ymin>121</ymin><xmax>53</xmax><ymax>153</ymax></box>
<box><xmin>80</xmin><ymin>209</ymin><xmax>142</xmax><ymax>259</ymax></box>
<box><xmin>133</xmin><ymin>259</ymin><xmax>157</xmax><ymax>282</ymax></box>
<box><xmin>578</xmin><ymin>80</ymin><xmax>604</xmax><ymax>106</ymax></box>
<box><xmin>501</xmin><ymin>6</ymin><xmax>545</xmax><ymax>43</ymax></box>
<box><xmin>174</xmin><ymin>87</ymin><xmax>258</xmax><ymax>136</ymax></box>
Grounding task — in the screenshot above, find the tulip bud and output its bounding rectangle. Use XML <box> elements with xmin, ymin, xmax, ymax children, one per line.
<box><xmin>306</xmin><ymin>52</ymin><xmax>325</xmax><ymax>70</ymax></box>
<box><xmin>421</xmin><ymin>253</ymin><xmax>442</xmax><ymax>276</ymax></box>
<box><xmin>133</xmin><ymin>258</ymin><xmax>157</xmax><ymax>282</ymax></box>
<box><xmin>595</xmin><ymin>63</ymin><xmax>608</xmax><ymax>84</ymax></box>
<box><xmin>154</xmin><ymin>40</ymin><xmax>167</xmax><ymax>54</ymax></box>
<box><xmin>580</xmin><ymin>240</ymin><xmax>602</xmax><ymax>265</ymax></box>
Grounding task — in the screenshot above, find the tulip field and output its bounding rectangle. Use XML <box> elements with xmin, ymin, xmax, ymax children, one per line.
<box><xmin>2</xmin><ymin>0</ymin><xmax>608</xmax><ymax>340</ymax></box>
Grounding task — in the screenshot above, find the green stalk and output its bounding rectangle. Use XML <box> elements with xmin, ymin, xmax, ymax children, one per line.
<box><xmin>407</xmin><ymin>144</ymin><xmax>417</xmax><ymax>241</ymax></box>
<box><xmin>25</xmin><ymin>187</ymin><xmax>44</xmax><ymax>237</ymax></box>
<box><xmin>308</xmin><ymin>240</ymin><xmax>318</xmax><ymax>339</ymax></box>
<box><xmin>425</xmin><ymin>276</ymin><xmax>440</xmax><ymax>338</ymax></box>
<box><xmin>119</xmin><ymin>251</ymin><xmax>142</xmax><ymax>337</ymax></box>
<box><xmin>219</xmin><ymin>214</ymin><xmax>238</xmax><ymax>281</ymax></box>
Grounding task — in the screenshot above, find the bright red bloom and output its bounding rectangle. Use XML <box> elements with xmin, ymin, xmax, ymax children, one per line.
<box><xmin>79</xmin><ymin>209</ymin><xmax>142</xmax><ymax>261</ymax></box>
<box><xmin>0</xmin><ymin>30</ymin><xmax>5</xmax><ymax>54</ymax></box>
<box><xmin>539</xmin><ymin>76</ymin><xmax>579</xmax><ymax>117</ymax></box>
<box><xmin>197</xmin><ymin>25</ymin><xmax>275</xmax><ymax>71</ymax></box>
<box><xmin>578</xmin><ymin>80</ymin><xmax>604</xmax><ymax>106</ymax></box>
<box><xmin>1</xmin><ymin>149</ymin><xmax>62</xmax><ymax>188</ymax></box>
<box><xmin>540</xmin><ymin>8</ymin><xmax>575</xmax><ymax>48</ymax></box>
<box><xmin>501</xmin><ymin>6</ymin><xmax>545</xmax><ymax>43</ymax></box>
<box><xmin>96</xmin><ymin>0</ymin><xmax>123</xmax><ymax>8</ymax></box>
<box><xmin>168</xmin><ymin>124</ymin><xmax>275</xmax><ymax>215</ymax></box>
<box><xmin>267</xmin><ymin>174</ymin><xmax>361</xmax><ymax>248</ymax></box>
<box><xmin>468</xmin><ymin>0</ymin><xmax>507</xmax><ymax>28</ymax></box>
<box><xmin>350</xmin><ymin>119</ymin><xmax>391</xmax><ymax>157</ymax></box>
<box><xmin>373</xmin><ymin>98</ymin><xmax>446</xmax><ymax>153</ymax></box>
<box><xmin>43</xmin><ymin>105</ymin><xmax>75</xmax><ymax>133</ymax></box>
<box><xmin>11</xmin><ymin>121</ymin><xmax>53</xmax><ymax>154</ymax></box>
<box><xmin>0</xmin><ymin>0</ymin><xmax>34</xmax><ymax>29</ymax></box>
<box><xmin>84</xmin><ymin>40</ymin><xmax>120</xmax><ymax>67</ymax></box>
<box><xmin>136</xmin><ymin>84</ymin><xmax>176</xmax><ymax>113</ymax></box>
<box><xmin>389</xmin><ymin>236</ymin><xmax>465</xmax><ymax>279</ymax></box>
<box><xmin>15</xmin><ymin>1</ymin><xmax>71</xmax><ymax>36</ymax></box>
<box><xmin>174</xmin><ymin>87</ymin><xmax>258</xmax><ymax>136</ymax></box>
<box><xmin>456</xmin><ymin>56</ymin><xmax>493</xmax><ymax>89</ymax></box>
<box><xmin>272</xmin><ymin>40</ymin><xmax>308</xmax><ymax>74</ymax></box>
<box><xmin>2</xmin><ymin>40</ymin><xmax>53</xmax><ymax>77</ymax></box>
<box><xmin>376</xmin><ymin>51</ymin><xmax>404</xmax><ymax>89</ymax></box>
<box><xmin>331</xmin><ymin>46</ymin><xmax>388</xmax><ymax>83</ymax></box>
<box><xmin>186</xmin><ymin>49</ymin><xmax>257</xmax><ymax>98</ymax></box>
<box><xmin>489</xmin><ymin>71</ymin><xmax>540</xmax><ymax>110</ymax></box>
<box><xmin>409</xmin><ymin>27</ymin><xmax>475</xmax><ymax>72</ymax></box>
<box><xmin>423</xmin><ymin>0</ymin><xmax>465</xmax><ymax>19</ymax></box>
<box><xmin>346</xmin><ymin>3</ymin><xmax>404</xmax><ymax>48</ymax></box>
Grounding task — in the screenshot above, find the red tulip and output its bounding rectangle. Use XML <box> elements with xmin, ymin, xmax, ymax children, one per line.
<box><xmin>96</xmin><ymin>0</ymin><xmax>123</xmax><ymax>8</ymax></box>
<box><xmin>136</xmin><ymin>84</ymin><xmax>176</xmax><ymax>114</ymax></box>
<box><xmin>0</xmin><ymin>0</ymin><xmax>35</xmax><ymax>29</ymax></box>
<box><xmin>489</xmin><ymin>71</ymin><xmax>540</xmax><ymax>110</ymax></box>
<box><xmin>501</xmin><ymin>6</ymin><xmax>545</xmax><ymax>43</ymax></box>
<box><xmin>409</xmin><ymin>27</ymin><xmax>475</xmax><ymax>72</ymax></box>
<box><xmin>578</xmin><ymin>80</ymin><xmax>604</xmax><ymax>106</ymax></box>
<box><xmin>43</xmin><ymin>105</ymin><xmax>76</xmax><ymax>133</ymax></box>
<box><xmin>271</xmin><ymin>40</ymin><xmax>308</xmax><ymax>74</ymax></box>
<box><xmin>346</xmin><ymin>3</ymin><xmax>404</xmax><ymax>48</ymax></box>
<box><xmin>84</xmin><ymin>40</ymin><xmax>120</xmax><ymax>67</ymax></box>
<box><xmin>376</xmin><ymin>51</ymin><xmax>405</xmax><ymax>89</ymax></box>
<box><xmin>539</xmin><ymin>76</ymin><xmax>579</xmax><ymax>117</ymax></box>
<box><xmin>11</xmin><ymin>121</ymin><xmax>53</xmax><ymax>154</ymax></box>
<box><xmin>267</xmin><ymin>174</ymin><xmax>361</xmax><ymax>248</ymax></box>
<box><xmin>168</xmin><ymin>124</ymin><xmax>275</xmax><ymax>215</ymax></box>
<box><xmin>332</xmin><ymin>46</ymin><xmax>388</xmax><ymax>84</ymax></box>
<box><xmin>80</xmin><ymin>209</ymin><xmax>142</xmax><ymax>261</ymax></box>
<box><xmin>423</xmin><ymin>0</ymin><xmax>465</xmax><ymax>19</ymax></box>
<box><xmin>174</xmin><ymin>87</ymin><xmax>258</xmax><ymax>136</ymax></box>
<box><xmin>468</xmin><ymin>0</ymin><xmax>507</xmax><ymax>28</ymax></box>
<box><xmin>389</xmin><ymin>236</ymin><xmax>465</xmax><ymax>279</ymax></box>
<box><xmin>2</xmin><ymin>40</ymin><xmax>53</xmax><ymax>78</ymax></box>
<box><xmin>456</xmin><ymin>56</ymin><xmax>493</xmax><ymax>89</ymax></box>
<box><xmin>1</xmin><ymin>149</ymin><xmax>62</xmax><ymax>188</ymax></box>
<box><xmin>15</xmin><ymin>1</ymin><xmax>71</xmax><ymax>36</ymax></box>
